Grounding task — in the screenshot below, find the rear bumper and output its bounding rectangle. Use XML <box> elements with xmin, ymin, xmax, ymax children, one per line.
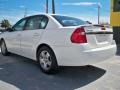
<box><xmin>52</xmin><ymin>44</ymin><xmax>116</xmax><ymax>66</ymax></box>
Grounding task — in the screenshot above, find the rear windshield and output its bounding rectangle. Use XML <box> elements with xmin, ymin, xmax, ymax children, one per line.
<box><xmin>52</xmin><ymin>15</ymin><xmax>87</xmax><ymax>27</ymax></box>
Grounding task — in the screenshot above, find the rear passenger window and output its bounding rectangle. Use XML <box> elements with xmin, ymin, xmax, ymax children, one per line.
<box><xmin>25</xmin><ymin>16</ymin><xmax>42</xmax><ymax>30</ymax></box>
<box><xmin>41</xmin><ymin>16</ymin><xmax>49</xmax><ymax>29</ymax></box>
<box><xmin>25</xmin><ymin>15</ymin><xmax>49</xmax><ymax>30</ymax></box>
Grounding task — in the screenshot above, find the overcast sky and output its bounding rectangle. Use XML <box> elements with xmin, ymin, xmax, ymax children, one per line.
<box><xmin>0</xmin><ymin>0</ymin><xmax>110</xmax><ymax>24</ymax></box>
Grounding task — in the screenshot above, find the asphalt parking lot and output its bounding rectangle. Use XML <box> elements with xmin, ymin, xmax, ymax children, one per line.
<box><xmin>0</xmin><ymin>50</ymin><xmax>120</xmax><ymax>90</ymax></box>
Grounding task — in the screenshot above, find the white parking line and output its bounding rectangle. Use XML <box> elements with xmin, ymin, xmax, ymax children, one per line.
<box><xmin>0</xmin><ymin>80</ymin><xmax>20</xmax><ymax>90</ymax></box>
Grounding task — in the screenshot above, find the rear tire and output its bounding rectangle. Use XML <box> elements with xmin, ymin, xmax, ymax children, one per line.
<box><xmin>1</xmin><ymin>40</ymin><xmax>9</xmax><ymax>56</ymax></box>
<box><xmin>37</xmin><ymin>46</ymin><xmax>58</xmax><ymax>74</ymax></box>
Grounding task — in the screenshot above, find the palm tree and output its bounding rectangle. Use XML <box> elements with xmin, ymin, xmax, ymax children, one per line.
<box><xmin>1</xmin><ymin>19</ymin><xmax>11</xmax><ymax>29</ymax></box>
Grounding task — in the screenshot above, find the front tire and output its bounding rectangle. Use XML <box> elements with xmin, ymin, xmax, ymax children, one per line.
<box><xmin>37</xmin><ymin>46</ymin><xmax>58</xmax><ymax>74</ymax></box>
<box><xmin>1</xmin><ymin>40</ymin><xmax>9</xmax><ymax>56</ymax></box>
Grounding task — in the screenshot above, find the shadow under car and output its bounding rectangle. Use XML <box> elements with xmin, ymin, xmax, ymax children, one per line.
<box><xmin>0</xmin><ymin>53</ymin><xmax>106</xmax><ymax>90</ymax></box>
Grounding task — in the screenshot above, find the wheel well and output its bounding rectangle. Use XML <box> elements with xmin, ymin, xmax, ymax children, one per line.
<box><xmin>36</xmin><ymin>44</ymin><xmax>54</xmax><ymax>57</ymax></box>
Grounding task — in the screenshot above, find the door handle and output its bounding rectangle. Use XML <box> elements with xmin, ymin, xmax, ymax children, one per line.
<box><xmin>17</xmin><ymin>34</ymin><xmax>21</xmax><ymax>36</ymax></box>
<box><xmin>33</xmin><ymin>33</ymin><xmax>39</xmax><ymax>36</ymax></box>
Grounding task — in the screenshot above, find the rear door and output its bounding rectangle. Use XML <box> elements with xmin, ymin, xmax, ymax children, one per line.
<box><xmin>20</xmin><ymin>15</ymin><xmax>49</xmax><ymax>59</ymax></box>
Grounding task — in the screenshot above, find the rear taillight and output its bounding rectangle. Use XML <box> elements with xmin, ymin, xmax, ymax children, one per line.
<box><xmin>71</xmin><ymin>28</ymin><xmax>87</xmax><ymax>44</ymax></box>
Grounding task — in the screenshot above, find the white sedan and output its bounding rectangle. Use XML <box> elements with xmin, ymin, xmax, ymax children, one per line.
<box><xmin>0</xmin><ymin>14</ymin><xmax>116</xmax><ymax>74</ymax></box>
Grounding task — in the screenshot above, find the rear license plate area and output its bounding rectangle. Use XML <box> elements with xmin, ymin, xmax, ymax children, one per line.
<box><xmin>96</xmin><ymin>34</ymin><xmax>109</xmax><ymax>43</ymax></box>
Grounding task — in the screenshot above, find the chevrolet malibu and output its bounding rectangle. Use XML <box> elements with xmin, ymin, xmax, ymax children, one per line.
<box><xmin>0</xmin><ymin>14</ymin><xmax>116</xmax><ymax>74</ymax></box>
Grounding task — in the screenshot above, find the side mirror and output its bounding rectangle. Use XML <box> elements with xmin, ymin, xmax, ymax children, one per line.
<box><xmin>6</xmin><ymin>28</ymin><xmax>14</xmax><ymax>32</ymax></box>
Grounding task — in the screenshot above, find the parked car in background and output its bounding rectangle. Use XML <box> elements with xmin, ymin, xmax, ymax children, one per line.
<box><xmin>0</xmin><ymin>14</ymin><xmax>116</xmax><ymax>74</ymax></box>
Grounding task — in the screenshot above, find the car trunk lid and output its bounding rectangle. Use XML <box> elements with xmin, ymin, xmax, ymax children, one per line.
<box><xmin>83</xmin><ymin>25</ymin><xmax>113</xmax><ymax>48</ymax></box>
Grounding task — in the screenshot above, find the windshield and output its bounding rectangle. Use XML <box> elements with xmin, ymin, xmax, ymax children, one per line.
<box><xmin>52</xmin><ymin>15</ymin><xmax>87</xmax><ymax>27</ymax></box>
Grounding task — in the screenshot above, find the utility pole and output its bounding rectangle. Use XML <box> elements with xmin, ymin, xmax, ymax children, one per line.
<box><xmin>97</xmin><ymin>3</ymin><xmax>101</xmax><ymax>24</ymax></box>
<box><xmin>52</xmin><ymin>0</ymin><xmax>55</xmax><ymax>14</ymax></box>
<box><xmin>46</xmin><ymin>0</ymin><xmax>48</xmax><ymax>13</ymax></box>
<box><xmin>24</xmin><ymin>8</ymin><xmax>27</xmax><ymax>17</ymax></box>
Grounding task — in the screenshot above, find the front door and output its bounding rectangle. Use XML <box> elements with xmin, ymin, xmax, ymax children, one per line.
<box><xmin>5</xmin><ymin>19</ymin><xmax>27</xmax><ymax>54</ymax></box>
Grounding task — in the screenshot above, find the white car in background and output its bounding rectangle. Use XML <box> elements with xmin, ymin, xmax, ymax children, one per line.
<box><xmin>0</xmin><ymin>14</ymin><xmax>115</xmax><ymax>74</ymax></box>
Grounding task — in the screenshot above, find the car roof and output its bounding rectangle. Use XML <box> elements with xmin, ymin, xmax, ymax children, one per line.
<box><xmin>22</xmin><ymin>14</ymin><xmax>70</xmax><ymax>19</ymax></box>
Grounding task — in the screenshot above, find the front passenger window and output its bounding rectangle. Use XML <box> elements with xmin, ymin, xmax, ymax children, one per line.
<box><xmin>14</xmin><ymin>19</ymin><xmax>26</xmax><ymax>31</ymax></box>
